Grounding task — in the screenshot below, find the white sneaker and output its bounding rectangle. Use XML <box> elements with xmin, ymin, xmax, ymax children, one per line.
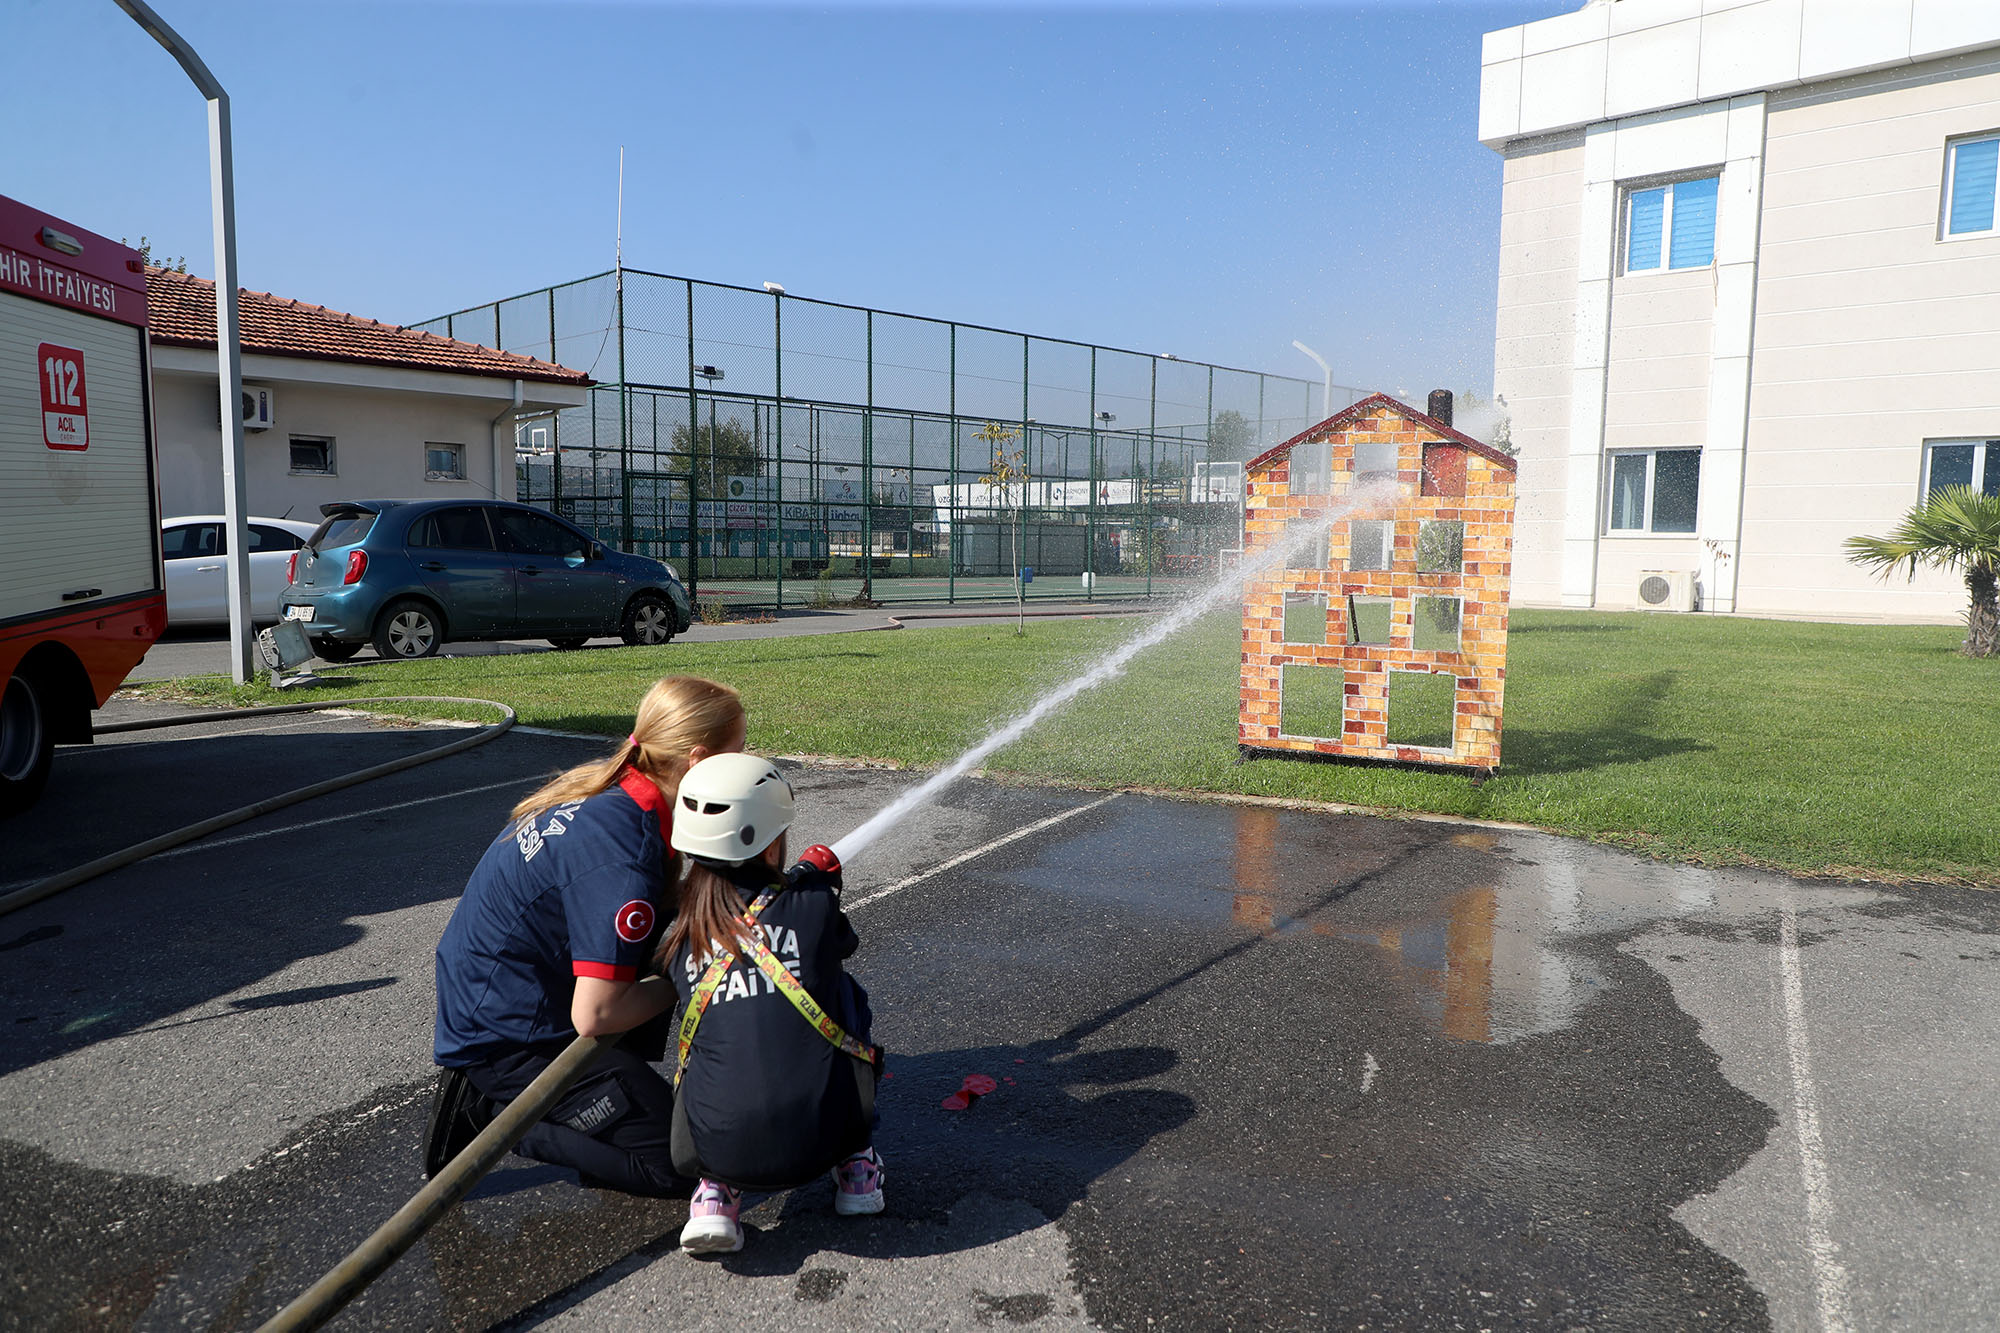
<box><xmin>831</xmin><ymin>1147</ymin><xmax>885</xmax><ymax>1216</ymax></box>
<box><xmin>680</xmin><ymin>1178</ymin><xmax>743</xmax><ymax>1254</ymax></box>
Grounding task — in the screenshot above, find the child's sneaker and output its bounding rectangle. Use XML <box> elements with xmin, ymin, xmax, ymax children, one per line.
<box><xmin>679</xmin><ymin>1179</ymin><xmax>743</xmax><ymax>1254</ymax></box>
<box><xmin>831</xmin><ymin>1147</ymin><xmax>885</xmax><ymax>1215</ymax></box>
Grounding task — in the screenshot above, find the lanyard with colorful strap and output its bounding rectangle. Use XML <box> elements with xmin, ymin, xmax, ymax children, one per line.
<box><xmin>673</xmin><ymin>883</ymin><xmax>881</xmax><ymax>1087</ymax></box>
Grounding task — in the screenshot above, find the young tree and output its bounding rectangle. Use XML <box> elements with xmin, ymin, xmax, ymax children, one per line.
<box><xmin>670</xmin><ymin>419</ymin><xmax>761</xmax><ymax>496</ymax></box>
<box><xmin>1845</xmin><ymin>484</ymin><xmax>2000</xmax><ymax>657</ymax></box>
<box><xmin>1208</xmin><ymin>410</ymin><xmax>1254</xmax><ymax>460</ymax></box>
<box><xmin>976</xmin><ymin>421</ymin><xmax>1030</xmax><ymax>637</ymax></box>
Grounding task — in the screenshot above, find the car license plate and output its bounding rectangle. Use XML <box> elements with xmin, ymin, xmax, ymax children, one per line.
<box><xmin>284</xmin><ymin>604</ymin><xmax>315</xmax><ymax>622</ymax></box>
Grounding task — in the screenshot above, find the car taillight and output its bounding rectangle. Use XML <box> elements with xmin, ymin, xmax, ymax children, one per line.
<box><xmin>286</xmin><ymin>552</ymin><xmax>298</xmax><ymax>584</ymax></box>
<box><xmin>343</xmin><ymin>549</ymin><xmax>368</xmax><ymax>585</ymax></box>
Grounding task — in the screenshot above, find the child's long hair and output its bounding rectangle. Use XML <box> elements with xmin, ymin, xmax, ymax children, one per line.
<box><xmin>510</xmin><ymin>676</ymin><xmax>744</xmax><ymax>829</ymax></box>
<box><xmin>661</xmin><ymin>844</ymin><xmax>784</xmax><ymax>971</ymax></box>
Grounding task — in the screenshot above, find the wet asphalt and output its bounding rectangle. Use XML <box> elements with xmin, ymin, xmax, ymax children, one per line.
<box><xmin>1</xmin><ymin>698</ymin><xmax>1997</xmax><ymax>1331</ymax></box>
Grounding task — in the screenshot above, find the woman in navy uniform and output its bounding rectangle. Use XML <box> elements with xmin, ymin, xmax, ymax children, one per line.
<box><xmin>426</xmin><ymin>675</ymin><xmax>745</xmax><ymax>1195</ymax></box>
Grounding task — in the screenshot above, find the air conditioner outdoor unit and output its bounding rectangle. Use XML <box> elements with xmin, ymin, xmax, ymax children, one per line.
<box><xmin>241</xmin><ymin>385</ymin><xmax>276</xmax><ymax>432</ymax></box>
<box><xmin>1636</xmin><ymin>569</ymin><xmax>1696</xmax><ymax>613</ymax></box>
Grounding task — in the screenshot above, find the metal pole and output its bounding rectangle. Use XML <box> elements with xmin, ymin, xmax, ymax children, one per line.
<box><xmin>113</xmin><ymin>0</ymin><xmax>253</xmax><ymax>683</ymax></box>
<box><xmin>862</xmin><ymin>311</ymin><xmax>875</xmax><ymax>602</ymax></box>
<box><xmin>1020</xmin><ymin>336</ymin><xmax>1030</xmax><ymax>605</ymax></box>
<box><xmin>774</xmin><ymin>292</ymin><xmax>784</xmax><ymax>609</ymax></box>
<box><xmin>684</xmin><ymin>282</ymin><xmax>700</xmax><ymax>600</ymax></box>
<box><xmin>716</xmin><ymin>382</ymin><xmax>724</xmax><ymax>572</ymax></box>
<box><xmin>616</xmin><ymin>270</ymin><xmax>631</xmax><ymax>550</ymax></box>
<box><xmin>948</xmin><ymin>324</ymin><xmax>957</xmax><ymax>605</ymax></box>
<box><xmin>1087</xmin><ymin>350</ymin><xmax>1098</xmax><ymax>603</ymax></box>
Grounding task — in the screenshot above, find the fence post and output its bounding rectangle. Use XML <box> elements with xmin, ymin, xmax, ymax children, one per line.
<box><xmin>1146</xmin><ymin>355</ymin><xmax>1157</xmax><ymax>597</ymax></box>
<box><xmin>948</xmin><ymin>324</ymin><xmax>957</xmax><ymax>606</ymax></box>
<box><xmin>862</xmin><ymin>311</ymin><xmax>875</xmax><ymax>602</ymax></box>
<box><xmin>685</xmin><ymin>281</ymin><xmax>701</xmax><ymax>600</ymax></box>
<box><xmin>1087</xmin><ymin>347</ymin><xmax>1097</xmax><ymax>603</ymax></box>
<box><xmin>774</xmin><ymin>289</ymin><xmax>784</xmax><ymax>610</ymax></box>
<box><xmin>617</xmin><ymin>271</ymin><xmax>632</xmax><ymax>550</ymax></box>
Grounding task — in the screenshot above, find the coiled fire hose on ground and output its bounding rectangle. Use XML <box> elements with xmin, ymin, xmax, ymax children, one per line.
<box><xmin>1</xmin><ymin>696</ymin><xmax>623</xmax><ymax>1332</ymax></box>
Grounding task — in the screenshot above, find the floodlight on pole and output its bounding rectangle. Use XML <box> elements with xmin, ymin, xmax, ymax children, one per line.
<box><xmin>694</xmin><ymin>366</ymin><xmax>724</xmax><ymax>575</ymax></box>
<box><xmin>113</xmin><ymin>0</ymin><xmax>254</xmax><ymax>684</ymax></box>
<box><xmin>1291</xmin><ymin>340</ymin><xmax>1332</xmax><ymax>423</ymax></box>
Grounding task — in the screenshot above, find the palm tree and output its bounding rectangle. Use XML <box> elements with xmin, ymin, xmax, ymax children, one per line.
<box><xmin>1845</xmin><ymin>485</ymin><xmax>2000</xmax><ymax>657</ymax></box>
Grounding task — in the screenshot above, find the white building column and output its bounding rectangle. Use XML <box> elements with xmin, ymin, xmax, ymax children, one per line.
<box><xmin>1561</xmin><ymin>125</ymin><xmax>1618</xmax><ymax>608</ymax></box>
<box><xmin>1697</xmin><ymin>94</ymin><xmax>1767</xmax><ymax>613</ymax></box>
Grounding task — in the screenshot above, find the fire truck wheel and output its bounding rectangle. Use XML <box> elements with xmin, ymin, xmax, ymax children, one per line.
<box><xmin>312</xmin><ymin>639</ymin><xmax>363</xmax><ymax>663</ymax></box>
<box><xmin>372</xmin><ymin>599</ymin><xmax>445</xmax><ymax>660</ymax></box>
<box><xmin>0</xmin><ymin>670</ymin><xmax>54</xmax><ymax>818</ymax></box>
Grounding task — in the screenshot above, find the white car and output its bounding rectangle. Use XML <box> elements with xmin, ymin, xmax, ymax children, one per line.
<box><xmin>161</xmin><ymin>515</ymin><xmax>320</xmax><ymax>626</ymax></box>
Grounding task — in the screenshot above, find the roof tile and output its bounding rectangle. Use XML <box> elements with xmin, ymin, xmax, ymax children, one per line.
<box><xmin>145</xmin><ymin>267</ymin><xmax>591</xmax><ymax>386</ymax></box>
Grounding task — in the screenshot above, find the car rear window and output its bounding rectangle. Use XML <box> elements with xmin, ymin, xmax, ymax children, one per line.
<box><xmin>309</xmin><ymin>512</ymin><xmax>377</xmax><ymax>550</ymax></box>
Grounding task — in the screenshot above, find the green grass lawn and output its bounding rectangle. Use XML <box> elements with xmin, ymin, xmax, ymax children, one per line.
<box><xmin>147</xmin><ymin>610</ymin><xmax>2000</xmax><ymax>885</ymax></box>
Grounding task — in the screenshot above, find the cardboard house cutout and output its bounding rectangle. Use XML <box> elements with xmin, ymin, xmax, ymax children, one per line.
<box><xmin>1238</xmin><ymin>393</ymin><xmax>1517</xmax><ymax>776</ymax></box>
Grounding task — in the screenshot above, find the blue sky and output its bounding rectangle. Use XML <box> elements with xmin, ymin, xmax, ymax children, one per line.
<box><xmin>2</xmin><ymin>0</ymin><xmax>1553</xmax><ymax>399</ymax></box>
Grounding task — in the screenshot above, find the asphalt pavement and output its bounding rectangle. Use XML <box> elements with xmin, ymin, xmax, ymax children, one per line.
<box><xmin>0</xmin><ymin>690</ymin><xmax>1995</xmax><ymax>1330</ymax></box>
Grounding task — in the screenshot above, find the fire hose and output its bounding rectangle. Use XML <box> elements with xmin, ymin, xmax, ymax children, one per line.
<box><xmin>0</xmin><ymin>695</ymin><xmax>626</xmax><ymax>1333</ymax></box>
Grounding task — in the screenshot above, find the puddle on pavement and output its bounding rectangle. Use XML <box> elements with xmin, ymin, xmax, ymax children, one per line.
<box><xmin>1006</xmin><ymin>803</ymin><xmax>1869</xmax><ymax>1048</ymax></box>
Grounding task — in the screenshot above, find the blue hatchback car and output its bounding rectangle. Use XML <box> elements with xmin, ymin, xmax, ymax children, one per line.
<box><xmin>279</xmin><ymin>499</ymin><xmax>693</xmax><ymax>660</ymax></box>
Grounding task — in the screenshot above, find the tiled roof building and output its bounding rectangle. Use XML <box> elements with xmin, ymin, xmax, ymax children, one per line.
<box><xmin>146</xmin><ymin>268</ymin><xmax>590</xmax><ymax>387</ymax></box>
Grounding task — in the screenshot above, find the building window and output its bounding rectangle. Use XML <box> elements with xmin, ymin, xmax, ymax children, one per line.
<box><xmin>1606</xmin><ymin>448</ymin><xmax>1700</xmax><ymax>534</ymax></box>
<box><xmin>289</xmin><ymin>435</ymin><xmax>334</xmax><ymax>475</ymax></box>
<box><xmin>1924</xmin><ymin>439</ymin><xmax>2000</xmax><ymax>499</ymax></box>
<box><xmin>1944</xmin><ymin>133</ymin><xmax>1999</xmax><ymax>237</ymax></box>
<box><xmin>1625</xmin><ymin>175</ymin><xmax>1719</xmax><ymax>273</ymax></box>
<box><xmin>425</xmin><ymin>442</ymin><xmax>466</xmax><ymax>482</ymax></box>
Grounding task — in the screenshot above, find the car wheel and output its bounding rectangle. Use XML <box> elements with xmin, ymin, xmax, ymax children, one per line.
<box><xmin>548</xmin><ymin>637</ymin><xmax>589</xmax><ymax>651</ymax></box>
<box><xmin>372</xmin><ymin>599</ymin><xmax>445</xmax><ymax>660</ymax></box>
<box><xmin>620</xmin><ymin>593</ymin><xmax>675</xmax><ymax>647</ymax></box>
<box><xmin>0</xmin><ymin>670</ymin><xmax>55</xmax><ymax>818</ymax></box>
<box><xmin>312</xmin><ymin>639</ymin><xmax>363</xmax><ymax>662</ymax></box>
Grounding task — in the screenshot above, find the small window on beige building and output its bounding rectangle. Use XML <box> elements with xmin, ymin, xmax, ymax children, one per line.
<box><xmin>289</xmin><ymin>436</ymin><xmax>334</xmax><ymax>475</ymax></box>
<box><xmin>1352</xmin><ymin>442</ymin><xmax>1398</xmax><ymax>490</ymax></box>
<box><xmin>426</xmin><ymin>443</ymin><xmax>467</xmax><ymax>482</ymax></box>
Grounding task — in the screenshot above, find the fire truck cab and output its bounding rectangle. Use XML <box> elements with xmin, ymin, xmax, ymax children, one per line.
<box><xmin>0</xmin><ymin>195</ymin><xmax>166</xmax><ymax>816</ymax></box>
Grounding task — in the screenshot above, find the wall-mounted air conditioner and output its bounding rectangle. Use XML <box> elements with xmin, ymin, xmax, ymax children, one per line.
<box><xmin>1636</xmin><ymin>569</ymin><xmax>1695</xmax><ymax>613</ymax></box>
<box><xmin>241</xmin><ymin>385</ymin><xmax>276</xmax><ymax>432</ymax></box>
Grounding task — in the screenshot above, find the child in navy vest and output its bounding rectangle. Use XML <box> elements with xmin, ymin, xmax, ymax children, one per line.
<box><xmin>662</xmin><ymin>753</ymin><xmax>883</xmax><ymax>1255</ymax></box>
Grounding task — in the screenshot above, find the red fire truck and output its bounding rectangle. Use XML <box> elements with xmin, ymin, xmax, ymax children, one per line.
<box><xmin>0</xmin><ymin>195</ymin><xmax>165</xmax><ymax>815</ymax></box>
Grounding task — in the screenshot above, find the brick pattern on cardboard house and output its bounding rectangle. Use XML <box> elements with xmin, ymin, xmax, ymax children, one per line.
<box><xmin>1238</xmin><ymin>394</ymin><xmax>1517</xmax><ymax>773</ymax></box>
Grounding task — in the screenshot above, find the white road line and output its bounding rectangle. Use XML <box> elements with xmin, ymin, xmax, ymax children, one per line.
<box><xmin>844</xmin><ymin>794</ymin><xmax>1120</xmax><ymax>914</ymax></box>
<box><xmin>1779</xmin><ymin>901</ymin><xmax>1854</xmax><ymax>1333</ymax></box>
<box><xmin>1361</xmin><ymin>1051</ymin><xmax>1380</xmax><ymax>1093</ymax></box>
<box><xmin>139</xmin><ymin>775</ymin><xmax>540</xmax><ymax>862</ymax></box>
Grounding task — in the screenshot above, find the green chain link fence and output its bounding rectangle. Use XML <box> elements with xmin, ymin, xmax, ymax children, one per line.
<box><xmin>415</xmin><ymin>270</ymin><xmax>1364</xmax><ymax>610</ymax></box>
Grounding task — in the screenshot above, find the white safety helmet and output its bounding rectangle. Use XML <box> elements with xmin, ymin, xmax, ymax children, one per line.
<box><xmin>670</xmin><ymin>753</ymin><xmax>795</xmax><ymax>864</ymax></box>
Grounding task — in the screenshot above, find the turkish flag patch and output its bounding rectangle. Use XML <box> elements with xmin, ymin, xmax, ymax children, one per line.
<box><xmin>615</xmin><ymin>899</ymin><xmax>655</xmax><ymax>943</ymax></box>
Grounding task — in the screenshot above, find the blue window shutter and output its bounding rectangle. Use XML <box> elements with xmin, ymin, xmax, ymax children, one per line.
<box><xmin>1949</xmin><ymin>138</ymin><xmax>1998</xmax><ymax>235</ymax></box>
<box><xmin>1627</xmin><ymin>188</ymin><xmax>1665</xmax><ymax>272</ymax></box>
<box><xmin>1669</xmin><ymin>176</ymin><xmax>1719</xmax><ymax>268</ymax></box>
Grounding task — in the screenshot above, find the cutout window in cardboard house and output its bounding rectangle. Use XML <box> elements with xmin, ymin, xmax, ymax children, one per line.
<box><xmin>1353</xmin><ymin>442</ymin><xmax>1398</xmax><ymax>490</ymax></box>
<box><xmin>1280</xmin><ymin>664</ymin><xmax>1346</xmax><ymax>739</ymax></box>
<box><xmin>1387</xmin><ymin>670</ymin><xmax>1455</xmax><ymax>749</ymax></box>
<box><xmin>1347</xmin><ymin>595</ymin><xmax>1392</xmax><ymax>646</ymax></box>
<box><xmin>1349</xmin><ymin>520</ymin><xmax>1392</xmax><ymax>571</ymax></box>
<box><xmin>1282</xmin><ymin>596</ymin><xmax>1328</xmax><ymax>645</ymax></box>
<box><xmin>1416</xmin><ymin>520</ymin><xmax>1464</xmax><ymax>574</ymax></box>
<box><xmin>1412</xmin><ymin>596</ymin><xmax>1462</xmax><ymax>652</ymax></box>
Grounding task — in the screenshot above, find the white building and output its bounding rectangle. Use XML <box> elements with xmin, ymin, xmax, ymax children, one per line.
<box><xmin>1481</xmin><ymin>0</ymin><xmax>2000</xmax><ymax>617</ymax></box>
<box><xmin>146</xmin><ymin>268</ymin><xmax>590</xmax><ymax>521</ymax></box>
